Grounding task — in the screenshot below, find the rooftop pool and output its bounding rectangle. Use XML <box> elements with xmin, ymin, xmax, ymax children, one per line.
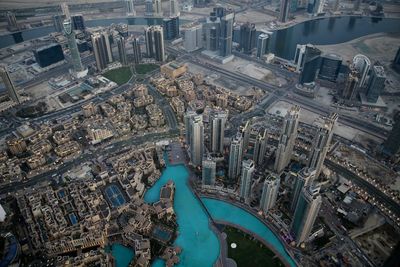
<box><xmin>144</xmin><ymin>160</ymin><xmax>296</xmax><ymax>267</ymax></box>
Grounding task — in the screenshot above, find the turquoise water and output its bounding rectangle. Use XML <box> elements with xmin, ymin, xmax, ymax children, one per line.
<box><xmin>144</xmin><ymin>163</ymin><xmax>220</xmax><ymax>267</ymax></box>
<box><xmin>203</xmin><ymin>198</ymin><xmax>297</xmax><ymax>267</ymax></box>
<box><xmin>107</xmin><ymin>243</ymin><xmax>135</xmax><ymax>267</ymax></box>
<box><xmin>144</xmin><ymin>160</ymin><xmax>297</xmax><ymax>267</ymax></box>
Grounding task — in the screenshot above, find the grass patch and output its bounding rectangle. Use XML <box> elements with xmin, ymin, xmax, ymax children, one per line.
<box><xmin>225</xmin><ymin>226</ymin><xmax>285</xmax><ymax>267</ymax></box>
<box><xmin>135</xmin><ymin>64</ymin><xmax>159</xmax><ymax>75</ymax></box>
<box><xmin>103</xmin><ymin>67</ymin><xmax>133</xmax><ymax>85</ymax></box>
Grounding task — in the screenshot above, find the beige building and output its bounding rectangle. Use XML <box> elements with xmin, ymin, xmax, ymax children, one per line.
<box><xmin>160</xmin><ymin>62</ymin><xmax>187</xmax><ymax>79</ymax></box>
<box><xmin>54</xmin><ymin>141</ymin><xmax>81</xmax><ymax>157</ymax></box>
<box><xmin>7</xmin><ymin>138</ymin><xmax>27</xmax><ymax>155</ymax></box>
<box><xmin>81</xmin><ymin>102</ymin><xmax>97</xmax><ymax>117</ymax></box>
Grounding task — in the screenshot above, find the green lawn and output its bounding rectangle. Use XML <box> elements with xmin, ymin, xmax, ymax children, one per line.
<box><xmin>225</xmin><ymin>226</ymin><xmax>285</xmax><ymax>267</ymax></box>
<box><xmin>134</xmin><ymin>63</ymin><xmax>159</xmax><ymax>75</ymax></box>
<box><xmin>103</xmin><ymin>67</ymin><xmax>133</xmax><ymax>85</ymax></box>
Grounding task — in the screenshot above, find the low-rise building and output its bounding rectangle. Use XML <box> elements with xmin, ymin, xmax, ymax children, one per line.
<box><xmin>160</xmin><ymin>62</ymin><xmax>187</xmax><ymax>79</ymax></box>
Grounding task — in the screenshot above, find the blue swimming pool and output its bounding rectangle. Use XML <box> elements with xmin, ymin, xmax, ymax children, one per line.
<box><xmin>144</xmin><ymin>158</ymin><xmax>297</xmax><ymax>267</ymax></box>
<box><xmin>105</xmin><ymin>184</ymin><xmax>126</xmax><ymax>208</ymax></box>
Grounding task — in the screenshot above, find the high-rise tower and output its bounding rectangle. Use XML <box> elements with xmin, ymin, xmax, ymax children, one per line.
<box><xmin>279</xmin><ymin>0</ymin><xmax>290</xmax><ymax>22</ymax></box>
<box><xmin>189</xmin><ymin>114</ymin><xmax>204</xmax><ymax>167</ymax></box>
<box><xmin>145</xmin><ymin>26</ymin><xmax>165</xmax><ymax>61</ymax></box>
<box><xmin>210</xmin><ymin>110</ymin><xmax>228</xmax><ymax>154</ymax></box>
<box><xmin>131</xmin><ymin>36</ymin><xmax>142</xmax><ymax>64</ymax></box>
<box><xmin>239</xmin><ymin>22</ymin><xmax>256</xmax><ymax>54</ymax></box>
<box><xmin>383</xmin><ymin>111</ymin><xmax>400</xmax><ymax>156</ymax></box>
<box><xmin>366</xmin><ymin>65</ymin><xmax>386</xmax><ymax>103</ymax></box>
<box><xmin>299</xmin><ymin>44</ymin><xmax>322</xmax><ymax>85</ymax></box>
<box><xmin>145</xmin><ymin>0</ymin><xmax>154</xmax><ymax>16</ymax></box>
<box><xmin>308</xmin><ymin>113</ymin><xmax>338</xmax><ymax>178</ymax></box>
<box><xmin>260</xmin><ymin>173</ymin><xmax>280</xmax><ymax>214</ymax></box>
<box><xmin>126</xmin><ymin>0</ymin><xmax>136</xmax><ymax>16</ymax></box>
<box><xmin>291</xmin><ymin>185</ymin><xmax>322</xmax><ymax>245</ymax></box>
<box><xmin>202</xmin><ymin>157</ymin><xmax>216</xmax><ymax>186</ymax></box>
<box><xmin>253</xmin><ymin>129</ymin><xmax>268</xmax><ymax>166</ymax></box>
<box><xmin>219</xmin><ymin>12</ymin><xmax>234</xmax><ymax>57</ymax></box>
<box><xmin>170</xmin><ymin>0</ymin><xmax>180</xmax><ymax>17</ymax></box>
<box><xmin>0</xmin><ymin>65</ymin><xmax>21</xmax><ymax>104</ymax></box>
<box><xmin>153</xmin><ymin>0</ymin><xmax>163</xmax><ymax>17</ymax></box>
<box><xmin>91</xmin><ymin>32</ymin><xmax>113</xmax><ymax>71</ymax></box>
<box><xmin>116</xmin><ymin>36</ymin><xmax>128</xmax><ymax>66</ymax></box>
<box><xmin>239</xmin><ymin>159</ymin><xmax>255</xmax><ymax>204</ymax></box>
<box><xmin>256</xmin><ymin>33</ymin><xmax>269</xmax><ymax>59</ymax></box>
<box><xmin>228</xmin><ymin>133</ymin><xmax>243</xmax><ymax>183</ymax></box>
<box><xmin>352</xmin><ymin>54</ymin><xmax>371</xmax><ymax>88</ymax></box>
<box><xmin>63</xmin><ymin>19</ymin><xmax>86</xmax><ymax>77</ymax></box>
<box><xmin>342</xmin><ymin>68</ymin><xmax>359</xmax><ymax>100</ymax></box>
<box><xmin>274</xmin><ymin>106</ymin><xmax>300</xmax><ymax>173</ymax></box>
<box><xmin>290</xmin><ymin>167</ymin><xmax>316</xmax><ymax>212</ymax></box>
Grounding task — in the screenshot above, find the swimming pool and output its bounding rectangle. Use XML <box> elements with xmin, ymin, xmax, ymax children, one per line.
<box><xmin>104</xmin><ymin>184</ymin><xmax>126</xmax><ymax>208</ymax></box>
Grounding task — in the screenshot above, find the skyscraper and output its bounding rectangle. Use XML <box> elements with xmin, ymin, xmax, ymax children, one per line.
<box><xmin>294</xmin><ymin>44</ymin><xmax>306</xmax><ymax>72</ymax></box>
<box><xmin>256</xmin><ymin>33</ymin><xmax>269</xmax><ymax>58</ymax></box>
<box><xmin>170</xmin><ymin>0</ymin><xmax>180</xmax><ymax>17</ymax></box>
<box><xmin>318</xmin><ymin>53</ymin><xmax>342</xmax><ymax>82</ymax></box>
<box><xmin>279</xmin><ymin>0</ymin><xmax>290</xmax><ymax>23</ymax></box>
<box><xmin>240</xmin><ymin>159</ymin><xmax>255</xmax><ymax>204</ymax></box>
<box><xmin>274</xmin><ymin>106</ymin><xmax>300</xmax><ymax>174</ymax></box>
<box><xmin>308</xmin><ymin>113</ymin><xmax>338</xmax><ymax>178</ymax></box>
<box><xmin>163</xmin><ymin>16</ymin><xmax>180</xmax><ymax>40</ymax></box>
<box><xmin>333</xmin><ymin>0</ymin><xmax>340</xmax><ymax>12</ymax></box>
<box><xmin>307</xmin><ymin>0</ymin><xmax>325</xmax><ymax>14</ymax></box>
<box><xmin>202</xmin><ymin>158</ymin><xmax>216</xmax><ymax>186</ymax></box>
<box><xmin>116</xmin><ymin>36</ymin><xmax>128</xmax><ymax>66</ymax></box>
<box><xmin>63</xmin><ymin>19</ymin><xmax>85</xmax><ymax>75</ymax></box>
<box><xmin>145</xmin><ymin>0</ymin><xmax>154</xmax><ymax>16</ymax></box>
<box><xmin>260</xmin><ymin>173</ymin><xmax>280</xmax><ymax>214</ymax></box>
<box><xmin>126</xmin><ymin>0</ymin><xmax>136</xmax><ymax>16</ymax></box>
<box><xmin>353</xmin><ymin>0</ymin><xmax>361</xmax><ymax>11</ymax></box>
<box><xmin>383</xmin><ymin>111</ymin><xmax>400</xmax><ymax>156</ymax></box>
<box><xmin>366</xmin><ymin>65</ymin><xmax>386</xmax><ymax>103</ymax></box>
<box><xmin>210</xmin><ymin>110</ymin><xmax>227</xmax><ymax>154</ymax></box>
<box><xmin>91</xmin><ymin>32</ymin><xmax>113</xmax><ymax>71</ymax></box>
<box><xmin>228</xmin><ymin>133</ymin><xmax>243</xmax><ymax>183</ymax></box>
<box><xmin>145</xmin><ymin>26</ymin><xmax>165</xmax><ymax>62</ymax></box>
<box><xmin>240</xmin><ymin>120</ymin><xmax>251</xmax><ymax>154</ymax></box>
<box><xmin>189</xmin><ymin>115</ymin><xmax>204</xmax><ymax>167</ymax></box>
<box><xmin>342</xmin><ymin>68</ymin><xmax>359</xmax><ymax>100</ymax></box>
<box><xmin>131</xmin><ymin>36</ymin><xmax>142</xmax><ymax>64</ymax></box>
<box><xmin>253</xmin><ymin>129</ymin><xmax>268</xmax><ymax>166</ymax></box>
<box><xmin>184</xmin><ymin>111</ymin><xmax>197</xmax><ymax>146</ymax></box>
<box><xmin>299</xmin><ymin>44</ymin><xmax>321</xmax><ymax>85</ymax></box>
<box><xmin>291</xmin><ymin>185</ymin><xmax>322</xmax><ymax>245</ymax></box>
<box><xmin>53</xmin><ymin>14</ymin><xmax>66</xmax><ymax>32</ymax></box>
<box><xmin>71</xmin><ymin>15</ymin><xmax>85</xmax><ymax>31</ymax></box>
<box><xmin>239</xmin><ymin>22</ymin><xmax>256</xmax><ymax>54</ymax></box>
<box><xmin>61</xmin><ymin>3</ymin><xmax>70</xmax><ymax>18</ymax></box>
<box><xmin>352</xmin><ymin>54</ymin><xmax>371</xmax><ymax>88</ymax></box>
<box><xmin>290</xmin><ymin>0</ymin><xmax>298</xmax><ymax>12</ymax></box>
<box><xmin>219</xmin><ymin>12</ymin><xmax>234</xmax><ymax>57</ymax></box>
<box><xmin>290</xmin><ymin>167</ymin><xmax>316</xmax><ymax>212</ymax></box>
<box><xmin>0</xmin><ymin>65</ymin><xmax>21</xmax><ymax>104</ymax></box>
<box><xmin>183</xmin><ymin>23</ymin><xmax>203</xmax><ymax>52</ymax></box>
<box><xmin>6</xmin><ymin>11</ymin><xmax>18</xmax><ymax>30</ymax></box>
<box><xmin>153</xmin><ymin>0</ymin><xmax>163</xmax><ymax>17</ymax></box>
